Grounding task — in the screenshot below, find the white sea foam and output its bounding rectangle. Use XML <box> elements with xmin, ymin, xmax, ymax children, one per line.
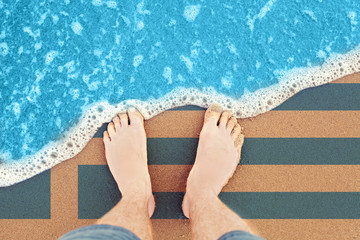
<box><xmin>71</xmin><ymin>21</ymin><xmax>83</xmax><ymax>35</ymax></box>
<box><xmin>180</xmin><ymin>55</ymin><xmax>193</xmax><ymax>72</ymax></box>
<box><xmin>92</xmin><ymin>0</ymin><xmax>103</xmax><ymax>7</ymax></box>
<box><xmin>183</xmin><ymin>5</ymin><xmax>201</xmax><ymax>22</ymax></box>
<box><xmin>133</xmin><ymin>55</ymin><xmax>144</xmax><ymax>67</ymax></box>
<box><xmin>0</xmin><ymin>30</ymin><xmax>6</xmax><ymax>39</ymax></box>
<box><xmin>137</xmin><ymin>21</ymin><xmax>144</xmax><ymax>31</ymax></box>
<box><xmin>52</xmin><ymin>15</ymin><xmax>59</xmax><ymax>24</ymax></box>
<box><xmin>45</xmin><ymin>50</ymin><xmax>59</xmax><ymax>65</ymax></box>
<box><xmin>34</xmin><ymin>42</ymin><xmax>42</xmax><ymax>51</ymax></box>
<box><xmin>247</xmin><ymin>0</ymin><xmax>277</xmax><ymax>31</ymax></box>
<box><xmin>1</xmin><ymin>45</ymin><xmax>360</xmax><ymax>187</ymax></box>
<box><xmin>163</xmin><ymin>66</ymin><xmax>172</xmax><ymax>84</ymax></box>
<box><xmin>0</xmin><ymin>42</ymin><xmax>8</xmax><ymax>56</ymax></box>
<box><xmin>221</xmin><ymin>72</ymin><xmax>233</xmax><ymax>89</ymax></box>
<box><xmin>106</xmin><ymin>1</ymin><xmax>117</xmax><ymax>8</ymax></box>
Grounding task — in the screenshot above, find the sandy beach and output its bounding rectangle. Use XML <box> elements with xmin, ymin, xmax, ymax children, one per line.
<box><xmin>0</xmin><ymin>73</ymin><xmax>359</xmax><ymax>239</ymax></box>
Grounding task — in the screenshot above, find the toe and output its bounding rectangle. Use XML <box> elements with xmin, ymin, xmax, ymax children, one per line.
<box><xmin>231</xmin><ymin>124</ymin><xmax>241</xmax><ymax>140</ymax></box>
<box><xmin>113</xmin><ymin>116</ymin><xmax>121</xmax><ymax>130</ymax></box>
<box><xmin>107</xmin><ymin>122</ymin><xmax>116</xmax><ymax>137</ymax></box>
<box><xmin>119</xmin><ymin>113</ymin><xmax>129</xmax><ymax>126</ymax></box>
<box><xmin>235</xmin><ymin>133</ymin><xmax>245</xmax><ymax>154</ymax></box>
<box><xmin>219</xmin><ymin>110</ymin><xmax>233</xmax><ymax>129</ymax></box>
<box><xmin>226</xmin><ymin>117</ymin><xmax>237</xmax><ymax>133</ymax></box>
<box><xmin>128</xmin><ymin>107</ymin><xmax>144</xmax><ymax>126</ymax></box>
<box><xmin>103</xmin><ymin>130</ymin><xmax>111</xmax><ymax>143</ymax></box>
<box><xmin>204</xmin><ymin>104</ymin><xmax>223</xmax><ymax>126</ymax></box>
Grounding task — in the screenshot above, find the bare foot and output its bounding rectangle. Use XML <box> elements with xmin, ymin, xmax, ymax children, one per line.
<box><xmin>182</xmin><ymin>104</ymin><xmax>244</xmax><ymax>218</ymax></box>
<box><xmin>103</xmin><ymin>107</ymin><xmax>155</xmax><ymax>217</ymax></box>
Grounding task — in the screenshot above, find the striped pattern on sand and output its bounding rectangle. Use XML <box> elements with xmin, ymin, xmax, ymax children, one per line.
<box><xmin>0</xmin><ymin>73</ymin><xmax>359</xmax><ymax>239</ymax></box>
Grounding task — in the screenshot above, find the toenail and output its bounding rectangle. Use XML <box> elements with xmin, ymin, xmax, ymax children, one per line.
<box><xmin>128</xmin><ymin>107</ymin><xmax>136</xmax><ymax>112</ymax></box>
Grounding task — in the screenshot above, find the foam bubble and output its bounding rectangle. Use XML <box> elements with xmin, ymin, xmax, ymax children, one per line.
<box><xmin>133</xmin><ymin>55</ymin><xmax>143</xmax><ymax>67</ymax></box>
<box><xmin>177</xmin><ymin>74</ymin><xmax>185</xmax><ymax>82</ymax></box>
<box><xmin>169</xmin><ymin>19</ymin><xmax>176</xmax><ymax>26</ymax></box>
<box><xmin>137</xmin><ymin>2</ymin><xmax>151</xmax><ymax>15</ymax></box>
<box><xmin>106</xmin><ymin>1</ymin><xmax>117</xmax><ymax>9</ymax></box>
<box><xmin>34</xmin><ymin>42</ymin><xmax>42</xmax><ymax>51</ymax></box>
<box><xmin>163</xmin><ymin>67</ymin><xmax>172</xmax><ymax>84</ymax></box>
<box><xmin>94</xmin><ymin>49</ymin><xmax>102</xmax><ymax>57</ymax></box>
<box><xmin>348</xmin><ymin>11</ymin><xmax>358</xmax><ymax>26</ymax></box>
<box><xmin>92</xmin><ymin>0</ymin><xmax>103</xmax><ymax>6</ymax></box>
<box><xmin>55</xmin><ymin>117</ymin><xmax>62</xmax><ymax>128</ymax></box>
<box><xmin>12</xmin><ymin>103</ymin><xmax>21</xmax><ymax>119</ymax></box>
<box><xmin>180</xmin><ymin>55</ymin><xmax>193</xmax><ymax>72</ymax></box>
<box><xmin>317</xmin><ymin>50</ymin><xmax>327</xmax><ymax>59</ymax></box>
<box><xmin>37</xmin><ymin>11</ymin><xmax>49</xmax><ymax>25</ymax></box>
<box><xmin>227</xmin><ymin>42</ymin><xmax>238</xmax><ymax>55</ymax></box>
<box><xmin>18</xmin><ymin>46</ymin><xmax>23</xmax><ymax>55</ymax></box>
<box><xmin>302</xmin><ymin>10</ymin><xmax>318</xmax><ymax>22</ymax></box>
<box><xmin>247</xmin><ymin>0</ymin><xmax>277</xmax><ymax>32</ymax></box>
<box><xmin>45</xmin><ymin>50</ymin><xmax>59</xmax><ymax>65</ymax></box>
<box><xmin>0</xmin><ymin>42</ymin><xmax>8</xmax><ymax>56</ymax></box>
<box><xmin>255</xmin><ymin>61</ymin><xmax>261</xmax><ymax>69</ymax></box>
<box><xmin>115</xmin><ymin>35</ymin><xmax>121</xmax><ymax>44</ymax></box>
<box><xmin>52</xmin><ymin>15</ymin><xmax>59</xmax><ymax>24</ymax></box>
<box><xmin>221</xmin><ymin>72</ymin><xmax>233</xmax><ymax>89</ymax></box>
<box><xmin>183</xmin><ymin>5</ymin><xmax>201</xmax><ymax>22</ymax></box>
<box><xmin>71</xmin><ymin>21</ymin><xmax>83</xmax><ymax>35</ymax></box>
<box><xmin>137</xmin><ymin>21</ymin><xmax>144</xmax><ymax>31</ymax></box>
<box><xmin>122</xmin><ymin>16</ymin><xmax>131</xmax><ymax>26</ymax></box>
<box><xmin>0</xmin><ymin>30</ymin><xmax>5</xmax><ymax>39</ymax></box>
<box><xmin>64</xmin><ymin>60</ymin><xmax>76</xmax><ymax>73</ymax></box>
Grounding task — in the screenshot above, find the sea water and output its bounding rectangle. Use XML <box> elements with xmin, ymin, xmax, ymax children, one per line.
<box><xmin>1</xmin><ymin>0</ymin><xmax>360</xmax><ymax>186</ymax></box>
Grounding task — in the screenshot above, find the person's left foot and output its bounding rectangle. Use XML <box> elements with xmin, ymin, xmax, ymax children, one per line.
<box><xmin>103</xmin><ymin>107</ymin><xmax>155</xmax><ymax>217</ymax></box>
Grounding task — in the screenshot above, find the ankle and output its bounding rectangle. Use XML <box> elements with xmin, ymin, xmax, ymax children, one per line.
<box><xmin>119</xmin><ymin>179</ymin><xmax>152</xmax><ymax>199</ymax></box>
<box><xmin>183</xmin><ymin>190</ymin><xmax>218</xmax><ymax>219</ymax></box>
<box><xmin>186</xmin><ymin>188</ymin><xmax>218</xmax><ymax>206</ymax></box>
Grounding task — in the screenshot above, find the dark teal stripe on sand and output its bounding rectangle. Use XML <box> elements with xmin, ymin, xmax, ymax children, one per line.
<box><xmin>240</xmin><ymin>138</ymin><xmax>360</xmax><ymax>165</ymax></box>
<box><xmin>78</xmin><ymin>165</ymin><xmax>121</xmax><ymax>219</ymax></box>
<box><xmin>91</xmin><ymin>137</ymin><xmax>360</xmax><ymax>165</ymax></box>
<box><xmin>273</xmin><ymin>83</ymin><xmax>360</xmax><ymax>110</ymax></box>
<box><xmin>169</xmin><ymin>84</ymin><xmax>360</xmax><ymax>111</ymax></box>
<box><xmin>148</xmin><ymin>138</ymin><xmax>360</xmax><ymax>165</ymax></box>
<box><xmin>0</xmin><ymin>170</ymin><xmax>51</xmax><ymax>219</ymax></box>
<box><xmin>78</xmin><ymin>165</ymin><xmax>360</xmax><ymax>219</ymax></box>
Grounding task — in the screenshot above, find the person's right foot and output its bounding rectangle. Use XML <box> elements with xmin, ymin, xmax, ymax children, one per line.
<box><xmin>182</xmin><ymin>104</ymin><xmax>244</xmax><ymax>218</ymax></box>
<box><xmin>103</xmin><ymin>107</ymin><xmax>155</xmax><ymax>217</ymax></box>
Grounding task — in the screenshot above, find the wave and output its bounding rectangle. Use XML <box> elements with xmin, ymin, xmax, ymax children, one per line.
<box><xmin>1</xmin><ymin>44</ymin><xmax>359</xmax><ymax>186</ymax></box>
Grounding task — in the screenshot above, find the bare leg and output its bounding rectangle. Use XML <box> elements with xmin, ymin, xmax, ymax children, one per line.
<box><xmin>183</xmin><ymin>104</ymin><xmax>255</xmax><ymax>240</ymax></box>
<box><xmin>97</xmin><ymin>108</ymin><xmax>155</xmax><ymax>240</ymax></box>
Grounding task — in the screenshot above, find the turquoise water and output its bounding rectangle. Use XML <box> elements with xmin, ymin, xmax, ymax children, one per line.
<box><xmin>0</xmin><ymin>0</ymin><xmax>360</xmax><ymax>185</ymax></box>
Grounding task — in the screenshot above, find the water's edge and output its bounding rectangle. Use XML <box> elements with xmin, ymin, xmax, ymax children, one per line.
<box><xmin>1</xmin><ymin>45</ymin><xmax>359</xmax><ymax>187</ymax></box>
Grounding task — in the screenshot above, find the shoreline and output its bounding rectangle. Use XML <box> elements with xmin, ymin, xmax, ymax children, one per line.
<box><xmin>1</xmin><ymin>44</ymin><xmax>360</xmax><ymax>187</ymax></box>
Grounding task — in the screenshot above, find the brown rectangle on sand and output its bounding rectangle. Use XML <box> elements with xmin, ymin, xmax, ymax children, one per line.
<box><xmin>152</xmin><ymin>219</ymin><xmax>360</xmax><ymax>240</ymax></box>
<box><xmin>145</xmin><ymin>111</ymin><xmax>360</xmax><ymax>138</ymax></box>
<box><xmin>1</xmin><ymin>219</ymin><xmax>359</xmax><ymax>240</ymax></box>
<box><xmin>51</xmin><ymin>160</ymin><xmax>78</xmax><ymax>220</ymax></box>
<box><xmin>147</xmin><ymin>165</ymin><xmax>360</xmax><ymax>192</ymax></box>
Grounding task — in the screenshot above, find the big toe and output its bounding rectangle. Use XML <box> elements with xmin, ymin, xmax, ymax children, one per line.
<box><xmin>219</xmin><ymin>110</ymin><xmax>233</xmax><ymax>129</ymax></box>
<box><xmin>127</xmin><ymin>107</ymin><xmax>144</xmax><ymax>126</ymax></box>
<box><xmin>204</xmin><ymin>104</ymin><xmax>223</xmax><ymax>126</ymax></box>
